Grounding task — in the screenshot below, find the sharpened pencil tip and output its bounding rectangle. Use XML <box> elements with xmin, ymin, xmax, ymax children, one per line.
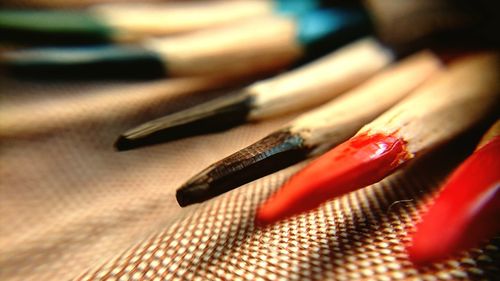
<box><xmin>175</xmin><ymin>130</ymin><xmax>312</xmax><ymax>206</ymax></box>
<box><xmin>256</xmin><ymin>133</ymin><xmax>411</xmax><ymax>225</ymax></box>
<box><xmin>176</xmin><ymin>185</ymin><xmax>207</xmax><ymax>207</ymax></box>
<box><xmin>114</xmin><ymin>135</ymin><xmax>135</xmax><ymax>151</ymax></box>
<box><xmin>114</xmin><ymin>92</ymin><xmax>254</xmax><ymax>150</ymax></box>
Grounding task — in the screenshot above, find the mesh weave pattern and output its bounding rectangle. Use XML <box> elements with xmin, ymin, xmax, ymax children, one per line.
<box><xmin>1</xmin><ymin>75</ymin><xmax>499</xmax><ymax>281</ymax></box>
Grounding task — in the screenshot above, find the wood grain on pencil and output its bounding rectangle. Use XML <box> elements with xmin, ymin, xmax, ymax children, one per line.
<box><xmin>116</xmin><ymin>38</ymin><xmax>394</xmax><ymax>150</ymax></box>
<box><xmin>257</xmin><ymin>52</ymin><xmax>500</xmax><ymax>224</ymax></box>
<box><xmin>175</xmin><ymin>51</ymin><xmax>442</xmax><ymax>206</ymax></box>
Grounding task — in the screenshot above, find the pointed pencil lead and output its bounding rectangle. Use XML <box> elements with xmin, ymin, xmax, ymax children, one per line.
<box><xmin>176</xmin><ymin>130</ymin><xmax>312</xmax><ymax>207</ymax></box>
<box><xmin>257</xmin><ymin>52</ymin><xmax>500</xmax><ymax>225</ymax></box>
<box><xmin>174</xmin><ymin>50</ymin><xmax>442</xmax><ymax>206</ymax></box>
<box><xmin>408</xmin><ymin>120</ymin><xmax>500</xmax><ymax>265</ymax></box>
<box><xmin>115</xmin><ymin>37</ymin><xmax>395</xmax><ymax>149</ymax></box>
<box><xmin>257</xmin><ymin>133</ymin><xmax>411</xmax><ymax>225</ymax></box>
<box><xmin>115</xmin><ymin>92</ymin><xmax>253</xmax><ymax>150</ymax></box>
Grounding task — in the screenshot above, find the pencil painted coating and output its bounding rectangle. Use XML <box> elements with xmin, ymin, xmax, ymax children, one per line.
<box><xmin>257</xmin><ymin>133</ymin><xmax>410</xmax><ymax>224</ymax></box>
<box><xmin>116</xmin><ymin>38</ymin><xmax>394</xmax><ymax>149</ymax></box>
<box><xmin>0</xmin><ymin>10</ymin><xmax>113</xmax><ymax>44</ymax></box>
<box><xmin>175</xmin><ymin>51</ymin><xmax>442</xmax><ymax>207</ymax></box>
<box><xmin>362</xmin><ymin>53</ymin><xmax>500</xmax><ymax>156</ymax></box>
<box><xmin>409</xmin><ymin>121</ymin><xmax>500</xmax><ymax>264</ymax></box>
<box><xmin>256</xmin><ymin>52</ymin><xmax>500</xmax><ymax>224</ymax></box>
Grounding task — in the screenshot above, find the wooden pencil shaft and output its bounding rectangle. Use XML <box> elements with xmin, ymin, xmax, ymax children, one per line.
<box><xmin>247</xmin><ymin>37</ymin><xmax>393</xmax><ymax>120</ymax></box>
<box><xmin>145</xmin><ymin>14</ymin><xmax>302</xmax><ymax>77</ymax></box>
<box><xmin>173</xmin><ymin>51</ymin><xmax>443</xmax><ymax>207</ymax></box>
<box><xmin>114</xmin><ymin>38</ymin><xmax>390</xmax><ymax>149</ymax></box>
<box><xmin>1</xmin><ymin>15</ymin><xmax>301</xmax><ymax>79</ymax></box>
<box><xmin>290</xmin><ymin>50</ymin><xmax>443</xmax><ymax>155</ymax></box>
<box><xmin>92</xmin><ymin>0</ymin><xmax>275</xmax><ymax>38</ymax></box>
<box><xmin>146</xmin><ymin>8</ymin><xmax>370</xmax><ymax>77</ymax></box>
<box><xmin>358</xmin><ymin>52</ymin><xmax>500</xmax><ymax>156</ymax></box>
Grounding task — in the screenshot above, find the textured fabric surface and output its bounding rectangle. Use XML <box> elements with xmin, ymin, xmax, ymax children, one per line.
<box><xmin>1</xmin><ymin>74</ymin><xmax>499</xmax><ymax>281</ymax></box>
<box><xmin>2</xmin><ymin>0</ymin><xmax>499</xmax><ymax>279</ymax></box>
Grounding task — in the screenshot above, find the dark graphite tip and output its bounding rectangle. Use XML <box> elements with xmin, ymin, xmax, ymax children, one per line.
<box><xmin>114</xmin><ymin>91</ymin><xmax>254</xmax><ymax>151</ymax></box>
<box><xmin>175</xmin><ymin>130</ymin><xmax>314</xmax><ymax>207</ymax></box>
<box><xmin>175</xmin><ymin>183</ymin><xmax>210</xmax><ymax>207</ymax></box>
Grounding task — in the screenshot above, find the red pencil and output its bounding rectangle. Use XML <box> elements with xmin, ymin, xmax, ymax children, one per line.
<box><xmin>256</xmin><ymin>52</ymin><xmax>499</xmax><ymax>225</ymax></box>
<box><xmin>408</xmin><ymin>120</ymin><xmax>500</xmax><ymax>264</ymax></box>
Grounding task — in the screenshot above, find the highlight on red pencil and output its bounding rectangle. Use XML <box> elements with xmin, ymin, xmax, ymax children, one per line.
<box><xmin>257</xmin><ymin>132</ymin><xmax>411</xmax><ymax>224</ymax></box>
<box><xmin>256</xmin><ymin>52</ymin><xmax>499</xmax><ymax>225</ymax></box>
<box><xmin>408</xmin><ymin>121</ymin><xmax>500</xmax><ymax>265</ymax></box>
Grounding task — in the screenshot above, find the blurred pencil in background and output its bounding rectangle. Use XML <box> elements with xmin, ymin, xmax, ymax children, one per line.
<box><xmin>0</xmin><ymin>6</ymin><xmax>371</xmax><ymax>79</ymax></box>
<box><xmin>115</xmin><ymin>37</ymin><xmax>394</xmax><ymax>150</ymax></box>
<box><xmin>0</xmin><ymin>0</ymin><xmax>166</xmax><ymax>9</ymax></box>
<box><xmin>0</xmin><ymin>0</ymin><xmax>324</xmax><ymax>45</ymax></box>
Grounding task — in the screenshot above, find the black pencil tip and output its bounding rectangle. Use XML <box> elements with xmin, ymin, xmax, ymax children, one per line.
<box><xmin>115</xmin><ymin>92</ymin><xmax>254</xmax><ymax>150</ymax></box>
<box><xmin>114</xmin><ymin>135</ymin><xmax>134</xmax><ymax>151</ymax></box>
<box><xmin>176</xmin><ymin>183</ymin><xmax>210</xmax><ymax>207</ymax></box>
<box><xmin>175</xmin><ymin>130</ymin><xmax>313</xmax><ymax>207</ymax></box>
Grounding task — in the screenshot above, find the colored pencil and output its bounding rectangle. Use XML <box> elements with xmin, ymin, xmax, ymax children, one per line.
<box><xmin>175</xmin><ymin>51</ymin><xmax>443</xmax><ymax>207</ymax></box>
<box><xmin>408</xmin><ymin>120</ymin><xmax>500</xmax><ymax>264</ymax></box>
<box><xmin>256</xmin><ymin>52</ymin><xmax>499</xmax><ymax>224</ymax></box>
<box><xmin>0</xmin><ymin>0</ymin><xmax>321</xmax><ymax>44</ymax></box>
<box><xmin>0</xmin><ymin>7</ymin><xmax>371</xmax><ymax>79</ymax></box>
<box><xmin>115</xmin><ymin>37</ymin><xmax>394</xmax><ymax>150</ymax></box>
<box><xmin>1</xmin><ymin>0</ymin><xmax>165</xmax><ymax>9</ymax></box>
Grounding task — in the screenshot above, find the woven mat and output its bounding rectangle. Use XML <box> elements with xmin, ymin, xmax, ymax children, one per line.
<box><xmin>1</xmin><ymin>73</ymin><xmax>499</xmax><ymax>281</ymax></box>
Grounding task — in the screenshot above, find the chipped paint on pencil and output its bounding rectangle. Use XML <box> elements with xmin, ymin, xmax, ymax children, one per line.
<box><xmin>175</xmin><ymin>51</ymin><xmax>442</xmax><ymax>207</ymax></box>
<box><xmin>257</xmin><ymin>133</ymin><xmax>411</xmax><ymax>224</ymax></box>
<box><xmin>256</xmin><ymin>52</ymin><xmax>500</xmax><ymax>224</ymax></box>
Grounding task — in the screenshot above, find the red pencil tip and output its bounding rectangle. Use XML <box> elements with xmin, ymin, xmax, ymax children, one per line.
<box><xmin>408</xmin><ymin>136</ymin><xmax>500</xmax><ymax>265</ymax></box>
<box><xmin>256</xmin><ymin>133</ymin><xmax>410</xmax><ymax>225</ymax></box>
